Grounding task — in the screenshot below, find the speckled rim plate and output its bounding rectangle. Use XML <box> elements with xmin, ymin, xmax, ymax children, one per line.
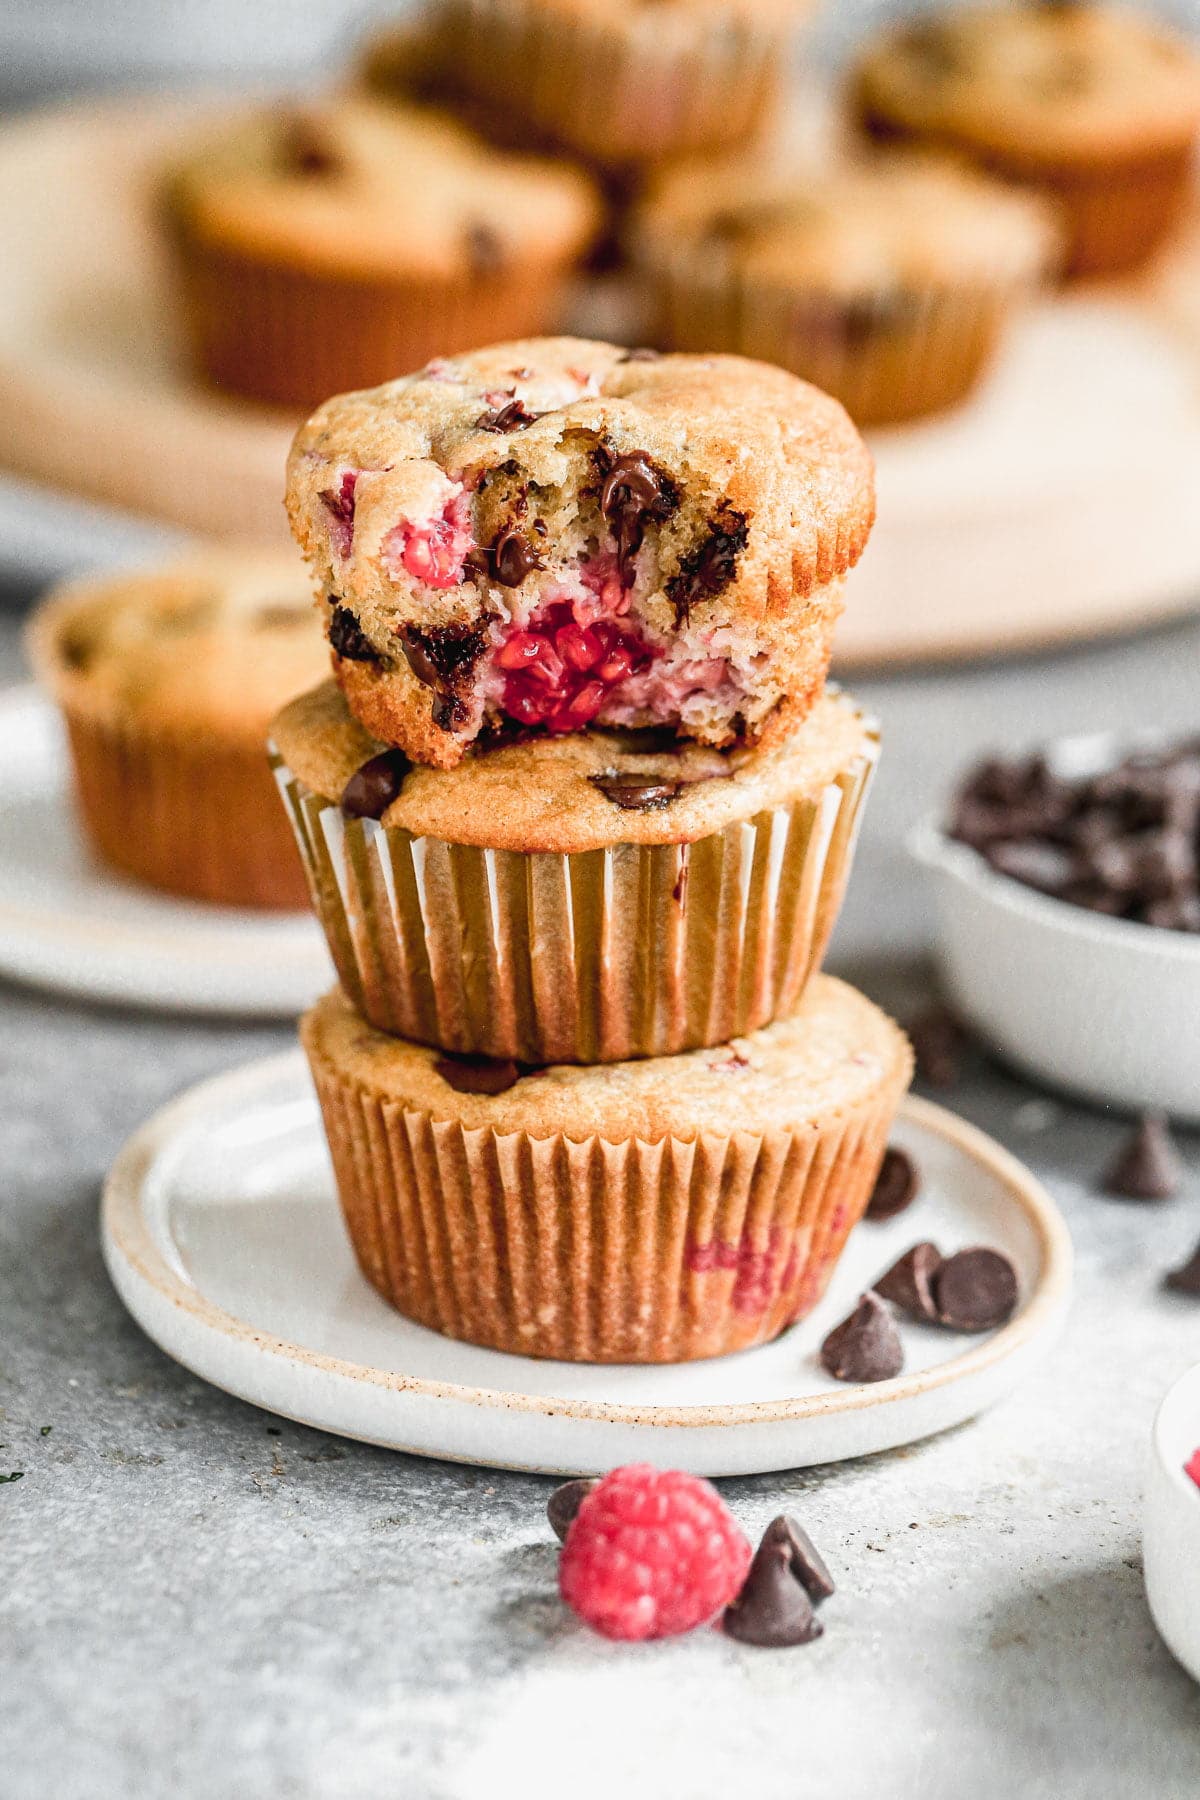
<box><xmin>0</xmin><ymin>685</ymin><xmax>332</xmax><ymax>1016</ymax></box>
<box><xmin>101</xmin><ymin>1050</ymin><xmax>1073</xmax><ymax>1475</ymax></box>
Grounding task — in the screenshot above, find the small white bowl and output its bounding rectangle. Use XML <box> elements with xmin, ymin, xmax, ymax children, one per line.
<box><xmin>910</xmin><ymin>737</ymin><xmax>1200</xmax><ymax>1122</ymax></box>
<box><xmin>1145</xmin><ymin>1361</ymin><xmax>1200</xmax><ymax>1683</ymax></box>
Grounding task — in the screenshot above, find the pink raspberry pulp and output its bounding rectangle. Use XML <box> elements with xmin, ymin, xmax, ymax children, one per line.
<box><xmin>383</xmin><ymin>492</ymin><xmax>475</xmax><ymax>590</ymax></box>
<box><xmin>559</xmin><ymin>1464</ymin><xmax>752</xmax><ymax>1641</ymax></box>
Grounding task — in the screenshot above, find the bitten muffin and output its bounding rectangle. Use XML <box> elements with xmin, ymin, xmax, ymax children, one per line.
<box><xmin>163</xmin><ymin>99</ymin><xmax>600</xmax><ymax>409</ymax></box>
<box><xmin>302</xmin><ymin>973</ymin><xmax>913</xmax><ymax>1362</ymax></box>
<box><xmin>285</xmin><ymin>336</ymin><xmax>876</xmax><ymax>768</ymax></box>
<box><xmin>634</xmin><ymin>154</ymin><xmax>1058</xmax><ymax>426</ymax></box>
<box><xmin>28</xmin><ymin>554</ymin><xmax>328</xmax><ymax>909</ymax></box>
<box><xmin>271</xmin><ymin>677</ymin><xmax>878</xmax><ymax>1061</ymax></box>
<box><xmin>853</xmin><ymin>3</ymin><xmax>1200</xmax><ymax>277</ymax></box>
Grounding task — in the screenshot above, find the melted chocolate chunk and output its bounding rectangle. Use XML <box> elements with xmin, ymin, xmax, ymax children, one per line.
<box><xmin>1103</xmin><ymin>1113</ymin><xmax>1182</xmax><ymax>1201</ymax></box>
<box><xmin>666</xmin><ymin>506</ymin><xmax>749</xmax><ymax>626</ymax></box>
<box><xmin>329</xmin><ymin>604</ymin><xmax>380</xmax><ymax>665</ymax></box>
<box><xmin>589</xmin><ymin>773</ymin><xmax>682</xmax><ymax>810</ymax></box>
<box><xmin>723</xmin><ymin>1520</ymin><xmax>825</xmax><ymax>1649</ymax></box>
<box><xmin>932</xmin><ymin>1248</ymin><xmax>1019</xmax><ymax>1332</ymax></box>
<box><xmin>475</xmin><ymin>398</ymin><xmax>543</xmax><ymax>433</ymax></box>
<box><xmin>465</xmin><ymin>222</ymin><xmax>505</xmax><ymax>275</ymax></box>
<box><xmin>597</xmin><ymin>449</ymin><xmax>679</xmax><ymax>583</ymax></box>
<box><xmin>874</xmin><ymin>1242</ymin><xmax>942</xmax><ymax>1324</ymax></box>
<box><xmin>820</xmin><ymin>1290</ymin><xmax>903</xmax><ymax>1384</ymax></box>
<box><xmin>866</xmin><ymin>1146</ymin><xmax>920</xmax><ymax>1220</ymax></box>
<box><xmin>433</xmin><ymin>1054</ymin><xmax>524</xmax><ymax>1095</ymax></box>
<box><xmin>397</xmin><ymin>622</ymin><xmax>488</xmax><ymax>729</ymax></box>
<box><xmin>341</xmin><ymin>749</ymin><xmax>411</xmax><ymax>820</ymax></box>
<box><xmin>490</xmin><ymin>527</ymin><xmax>543</xmax><ymax>588</ymax></box>
<box><xmin>547</xmin><ymin>1478</ymin><xmax>596</xmax><ymax>1542</ymax></box>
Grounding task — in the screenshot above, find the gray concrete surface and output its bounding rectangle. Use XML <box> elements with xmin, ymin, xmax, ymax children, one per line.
<box><xmin>3</xmin><ymin>613</ymin><xmax>1200</xmax><ymax>1799</ymax></box>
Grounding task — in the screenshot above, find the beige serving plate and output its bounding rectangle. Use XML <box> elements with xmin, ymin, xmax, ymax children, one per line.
<box><xmin>3</xmin><ymin>96</ymin><xmax>1200</xmax><ymax>665</ymax></box>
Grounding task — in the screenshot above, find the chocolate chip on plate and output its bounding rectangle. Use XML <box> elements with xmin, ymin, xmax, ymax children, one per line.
<box><xmin>341</xmin><ymin>749</ymin><xmax>411</xmax><ymax>820</ymax></box>
<box><xmin>433</xmin><ymin>1054</ymin><xmax>524</xmax><ymax>1096</ymax></box>
<box><xmin>875</xmin><ymin>1242</ymin><xmax>942</xmax><ymax>1324</ymax></box>
<box><xmin>547</xmin><ymin>1478</ymin><xmax>597</xmax><ymax>1542</ymax></box>
<box><xmin>866</xmin><ymin>1146</ymin><xmax>920</xmax><ymax>1220</ymax></box>
<box><xmin>589</xmin><ymin>773</ymin><xmax>682</xmax><ymax>810</ymax></box>
<box><xmin>1103</xmin><ymin>1113</ymin><xmax>1182</xmax><ymax>1201</ymax></box>
<box><xmin>932</xmin><ymin>1248</ymin><xmax>1019</xmax><ymax>1332</ymax></box>
<box><xmin>820</xmin><ymin>1290</ymin><xmax>903</xmax><ymax>1384</ymax></box>
<box><xmin>1165</xmin><ymin>1237</ymin><xmax>1200</xmax><ymax>1296</ymax></box>
<box><xmin>722</xmin><ymin>1517</ymin><xmax>828</xmax><ymax>1648</ymax></box>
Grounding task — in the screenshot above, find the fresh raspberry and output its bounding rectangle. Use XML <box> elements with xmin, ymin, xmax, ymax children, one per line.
<box><xmin>382</xmin><ymin>492</ymin><xmax>474</xmax><ymax>590</ymax></box>
<box><xmin>1186</xmin><ymin>1448</ymin><xmax>1200</xmax><ymax>1491</ymax></box>
<box><xmin>558</xmin><ymin>1464</ymin><xmax>751</xmax><ymax>1641</ymax></box>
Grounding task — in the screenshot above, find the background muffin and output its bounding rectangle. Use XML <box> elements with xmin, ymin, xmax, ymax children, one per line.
<box><xmin>633</xmin><ymin>153</ymin><xmax>1058</xmax><ymax>426</ymax></box>
<box><xmin>28</xmin><ymin>553</ymin><xmax>328</xmax><ymax>909</ymax></box>
<box><xmin>163</xmin><ymin>98</ymin><xmax>600</xmax><ymax>409</ymax></box>
<box><xmin>301</xmin><ymin>973</ymin><xmax>913</xmax><ymax>1362</ymax></box>
<box><xmin>853</xmin><ymin>3</ymin><xmax>1200</xmax><ymax>277</ymax></box>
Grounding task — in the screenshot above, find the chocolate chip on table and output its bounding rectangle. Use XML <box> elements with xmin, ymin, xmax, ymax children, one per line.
<box><xmin>341</xmin><ymin>749</ymin><xmax>411</xmax><ymax>820</ymax></box>
<box><xmin>433</xmin><ymin>1054</ymin><xmax>524</xmax><ymax>1096</ymax></box>
<box><xmin>589</xmin><ymin>773</ymin><xmax>682</xmax><ymax>811</ymax></box>
<box><xmin>820</xmin><ymin>1290</ymin><xmax>903</xmax><ymax>1384</ymax></box>
<box><xmin>1103</xmin><ymin>1113</ymin><xmax>1182</xmax><ymax>1201</ymax></box>
<box><xmin>866</xmin><ymin>1146</ymin><xmax>920</xmax><ymax>1220</ymax></box>
<box><xmin>908</xmin><ymin>1004</ymin><xmax>968</xmax><ymax>1089</ymax></box>
<box><xmin>723</xmin><ymin>1517</ymin><xmax>827</xmax><ymax>1648</ymax></box>
<box><xmin>874</xmin><ymin>1242</ymin><xmax>942</xmax><ymax>1324</ymax></box>
<box><xmin>547</xmin><ymin>1478</ymin><xmax>597</xmax><ymax>1543</ymax></box>
<box><xmin>1164</xmin><ymin>1238</ymin><xmax>1200</xmax><ymax>1295</ymax></box>
<box><xmin>932</xmin><ymin>1248</ymin><xmax>1019</xmax><ymax>1332</ymax></box>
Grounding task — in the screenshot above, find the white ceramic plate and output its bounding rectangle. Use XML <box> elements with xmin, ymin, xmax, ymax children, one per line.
<box><xmin>0</xmin><ymin>685</ymin><xmax>331</xmax><ymax>1016</ymax></box>
<box><xmin>1145</xmin><ymin>1360</ymin><xmax>1200</xmax><ymax>1685</ymax></box>
<box><xmin>102</xmin><ymin>1051</ymin><xmax>1073</xmax><ymax>1475</ymax></box>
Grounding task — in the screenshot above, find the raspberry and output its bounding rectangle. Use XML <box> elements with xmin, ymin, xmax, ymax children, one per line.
<box><xmin>558</xmin><ymin>1464</ymin><xmax>751</xmax><ymax>1641</ymax></box>
<box><xmin>1186</xmin><ymin>1448</ymin><xmax>1200</xmax><ymax>1491</ymax></box>
<box><xmin>382</xmin><ymin>492</ymin><xmax>474</xmax><ymax>590</ymax></box>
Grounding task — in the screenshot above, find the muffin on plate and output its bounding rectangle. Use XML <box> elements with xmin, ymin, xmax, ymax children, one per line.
<box><xmin>271</xmin><ymin>677</ymin><xmax>878</xmax><ymax>1062</ymax></box>
<box><xmin>852</xmin><ymin>3</ymin><xmax>1200</xmax><ymax>277</ymax></box>
<box><xmin>285</xmin><ymin>336</ymin><xmax>875</xmax><ymax>768</ymax></box>
<box><xmin>634</xmin><ymin>153</ymin><xmax>1058</xmax><ymax>426</ymax></box>
<box><xmin>28</xmin><ymin>554</ymin><xmax>328</xmax><ymax>909</ymax></box>
<box><xmin>301</xmin><ymin>973</ymin><xmax>913</xmax><ymax>1362</ymax></box>
<box><xmin>163</xmin><ymin>99</ymin><xmax>600</xmax><ymax>409</ymax></box>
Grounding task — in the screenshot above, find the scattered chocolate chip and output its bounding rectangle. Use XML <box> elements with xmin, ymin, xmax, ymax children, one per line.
<box><xmin>329</xmin><ymin>604</ymin><xmax>380</xmax><ymax>664</ymax></box>
<box><xmin>820</xmin><ymin>1290</ymin><xmax>903</xmax><ymax>1384</ymax></box>
<box><xmin>760</xmin><ymin>1514</ymin><xmax>835</xmax><ymax>1603</ymax></box>
<box><xmin>1165</xmin><ymin>1238</ymin><xmax>1200</xmax><ymax>1295</ymax></box>
<box><xmin>875</xmin><ymin>1242</ymin><xmax>942</xmax><ymax>1324</ymax></box>
<box><xmin>932</xmin><ymin>1248</ymin><xmax>1019</xmax><ymax>1332</ymax></box>
<box><xmin>597</xmin><ymin>449</ymin><xmax>679</xmax><ymax>584</ymax></box>
<box><xmin>866</xmin><ymin>1146</ymin><xmax>920</xmax><ymax>1220</ymax></box>
<box><xmin>433</xmin><ymin>1054</ymin><xmax>523</xmax><ymax>1095</ymax></box>
<box><xmin>341</xmin><ymin>749</ymin><xmax>411</xmax><ymax>820</ymax></box>
<box><xmin>465</xmin><ymin>222</ymin><xmax>505</xmax><ymax>275</ymax></box>
<box><xmin>547</xmin><ymin>1478</ymin><xmax>596</xmax><ymax>1542</ymax></box>
<box><xmin>1103</xmin><ymin>1113</ymin><xmax>1182</xmax><ymax>1201</ymax></box>
<box><xmin>723</xmin><ymin>1519</ymin><xmax>824</xmax><ymax>1648</ymax></box>
<box><xmin>666</xmin><ymin>505</ymin><xmax>749</xmax><ymax>626</ymax></box>
<box><xmin>490</xmin><ymin>527</ymin><xmax>542</xmax><ymax>587</ymax></box>
<box><xmin>589</xmin><ymin>773</ymin><xmax>682</xmax><ymax>810</ymax></box>
<box><xmin>475</xmin><ymin>398</ymin><xmax>542</xmax><ymax>433</ymax></box>
<box><xmin>908</xmin><ymin>1004</ymin><xmax>967</xmax><ymax>1088</ymax></box>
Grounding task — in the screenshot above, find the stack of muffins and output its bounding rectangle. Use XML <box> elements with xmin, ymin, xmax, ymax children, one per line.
<box><xmin>270</xmin><ymin>335</ymin><xmax>913</xmax><ymax>1365</ymax></box>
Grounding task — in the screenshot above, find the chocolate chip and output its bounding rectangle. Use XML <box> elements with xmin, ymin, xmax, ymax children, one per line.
<box><xmin>866</xmin><ymin>1146</ymin><xmax>920</xmax><ymax>1220</ymax></box>
<box><xmin>597</xmin><ymin>450</ymin><xmax>679</xmax><ymax>584</ymax></box>
<box><xmin>490</xmin><ymin>527</ymin><xmax>542</xmax><ymax>588</ymax></box>
<box><xmin>1165</xmin><ymin>1238</ymin><xmax>1200</xmax><ymax>1295</ymax></box>
<box><xmin>280</xmin><ymin>115</ymin><xmax>342</xmax><ymax>177</ymax></box>
<box><xmin>908</xmin><ymin>1004</ymin><xmax>967</xmax><ymax>1089</ymax></box>
<box><xmin>465</xmin><ymin>223</ymin><xmax>505</xmax><ymax>275</ymax></box>
<box><xmin>984</xmin><ymin>839</ymin><xmax>1077</xmax><ymax>896</ymax></box>
<box><xmin>1103</xmin><ymin>1113</ymin><xmax>1182</xmax><ymax>1201</ymax></box>
<box><xmin>723</xmin><ymin>1519</ymin><xmax>825</xmax><ymax>1648</ymax></box>
<box><xmin>761</xmin><ymin>1514</ymin><xmax>835</xmax><ymax>1603</ymax></box>
<box><xmin>329</xmin><ymin>604</ymin><xmax>380</xmax><ymax>664</ymax></box>
<box><xmin>875</xmin><ymin>1242</ymin><xmax>942</xmax><ymax>1324</ymax></box>
<box><xmin>932</xmin><ymin>1249</ymin><xmax>1019</xmax><ymax>1332</ymax></box>
<box><xmin>253</xmin><ymin>602</ymin><xmax>308</xmax><ymax>629</ymax></box>
<box><xmin>319</xmin><ymin>471</ymin><xmax>358</xmax><ymax>558</ymax></box>
<box><xmin>433</xmin><ymin>1054</ymin><xmax>524</xmax><ymax>1095</ymax></box>
<box><xmin>341</xmin><ymin>749</ymin><xmax>411</xmax><ymax>820</ymax></box>
<box><xmin>397</xmin><ymin>621</ymin><xmax>488</xmax><ymax>729</ymax></box>
<box><xmin>666</xmin><ymin>505</ymin><xmax>749</xmax><ymax>626</ymax></box>
<box><xmin>589</xmin><ymin>773</ymin><xmax>682</xmax><ymax>810</ymax></box>
<box><xmin>547</xmin><ymin>1478</ymin><xmax>596</xmax><ymax>1542</ymax></box>
<box><xmin>475</xmin><ymin>398</ymin><xmax>542</xmax><ymax>433</ymax></box>
<box><xmin>820</xmin><ymin>1290</ymin><xmax>903</xmax><ymax>1383</ymax></box>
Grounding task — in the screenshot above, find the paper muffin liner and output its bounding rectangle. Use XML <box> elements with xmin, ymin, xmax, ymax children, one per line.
<box><xmin>168</xmin><ymin>226</ymin><xmax>584</xmax><ymax>411</ymax></box>
<box><xmin>61</xmin><ymin>705</ymin><xmax>309</xmax><ymax>910</ymax></box>
<box><xmin>640</xmin><ymin>245</ymin><xmax>1037</xmax><ymax>426</ymax></box>
<box><xmin>271</xmin><ymin>728</ymin><xmax>878</xmax><ymax>1063</ymax></box>
<box><xmin>1015</xmin><ymin>146</ymin><xmax>1196</xmax><ymax>278</ymax></box>
<box><xmin>441</xmin><ymin>0</ymin><xmax>797</xmax><ymax>169</ymax></box>
<box><xmin>303</xmin><ymin>1022</ymin><xmax>909</xmax><ymax>1363</ymax></box>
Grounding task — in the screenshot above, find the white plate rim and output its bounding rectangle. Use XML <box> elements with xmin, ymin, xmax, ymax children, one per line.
<box><xmin>101</xmin><ymin>1048</ymin><xmax>1074</xmax><ymax>1434</ymax></box>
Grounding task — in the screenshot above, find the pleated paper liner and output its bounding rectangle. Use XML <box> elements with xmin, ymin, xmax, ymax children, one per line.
<box><xmin>302</xmin><ymin>1005</ymin><xmax>912</xmax><ymax>1365</ymax></box>
<box><xmin>271</xmin><ymin>725</ymin><xmax>878</xmax><ymax>1064</ymax></box>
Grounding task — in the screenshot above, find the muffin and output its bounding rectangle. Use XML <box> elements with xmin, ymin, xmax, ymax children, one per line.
<box><xmin>634</xmin><ymin>154</ymin><xmax>1058</xmax><ymax>426</ymax></box>
<box><xmin>285</xmin><ymin>336</ymin><xmax>875</xmax><ymax>769</ymax></box>
<box><xmin>28</xmin><ymin>554</ymin><xmax>329</xmax><ymax>909</ymax></box>
<box><xmin>163</xmin><ymin>99</ymin><xmax>600</xmax><ymax>410</ymax></box>
<box><xmin>271</xmin><ymin>677</ymin><xmax>878</xmax><ymax>1061</ymax></box>
<box><xmin>853</xmin><ymin>3</ymin><xmax>1200</xmax><ymax>278</ymax></box>
<box><xmin>301</xmin><ymin>973</ymin><xmax>913</xmax><ymax>1362</ymax></box>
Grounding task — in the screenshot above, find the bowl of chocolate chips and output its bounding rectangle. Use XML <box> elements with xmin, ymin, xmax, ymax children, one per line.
<box><xmin>910</xmin><ymin>732</ymin><xmax>1200</xmax><ymax>1121</ymax></box>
